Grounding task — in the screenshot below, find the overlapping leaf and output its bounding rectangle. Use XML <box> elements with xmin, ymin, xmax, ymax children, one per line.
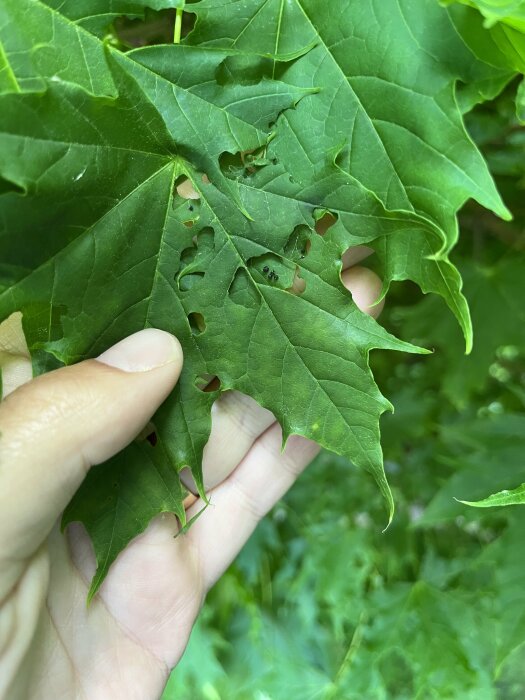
<box><xmin>445</xmin><ymin>0</ymin><xmax>525</xmax><ymax>32</ymax></box>
<box><xmin>0</xmin><ymin>0</ymin><xmax>518</xmax><ymax>594</ymax></box>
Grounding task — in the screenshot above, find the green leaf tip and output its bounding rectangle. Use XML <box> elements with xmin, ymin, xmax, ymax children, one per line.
<box><xmin>455</xmin><ymin>482</ymin><xmax>525</xmax><ymax>508</ymax></box>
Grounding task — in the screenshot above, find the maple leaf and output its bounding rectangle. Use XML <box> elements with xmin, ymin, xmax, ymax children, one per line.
<box><xmin>0</xmin><ymin>0</ymin><xmax>518</xmax><ymax>595</ymax></box>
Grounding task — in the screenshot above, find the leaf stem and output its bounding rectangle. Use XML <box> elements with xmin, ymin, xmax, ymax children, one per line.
<box><xmin>174</xmin><ymin>8</ymin><xmax>183</xmax><ymax>44</ymax></box>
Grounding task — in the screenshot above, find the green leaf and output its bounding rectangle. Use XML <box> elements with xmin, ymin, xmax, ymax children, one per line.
<box><xmin>443</xmin><ymin>0</ymin><xmax>525</xmax><ymax>33</ymax></box>
<box><xmin>444</xmin><ymin>0</ymin><xmax>525</xmax><ymax>118</ymax></box>
<box><xmin>0</xmin><ymin>0</ymin><xmax>116</xmax><ymax>95</ymax></box>
<box><xmin>188</xmin><ymin>0</ymin><xmax>517</xmax><ymax>347</ymax></box>
<box><xmin>62</xmin><ymin>440</ymin><xmax>188</xmax><ymax>601</ymax></box>
<box><xmin>458</xmin><ymin>482</ymin><xmax>525</xmax><ymax>507</ymax></box>
<box><xmin>0</xmin><ymin>0</ymin><xmax>516</xmax><ymax>594</ymax></box>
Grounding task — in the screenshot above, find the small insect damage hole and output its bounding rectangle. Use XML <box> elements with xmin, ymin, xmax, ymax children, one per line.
<box><xmin>173</xmin><ymin>176</ymin><xmax>201</xmax><ymax>225</ymax></box>
<box><xmin>341</xmin><ymin>265</ymin><xmax>385</xmax><ymax>319</ymax></box>
<box><xmin>176</xmin><ymin>177</ymin><xmax>200</xmax><ymax>201</ymax></box>
<box><xmin>220</xmin><ymin>147</ymin><xmax>270</xmax><ymax>180</ymax></box>
<box><xmin>0</xmin><ymin>311</ymin><xmax>31</xmax><ymax>399</ymax></box>
<box><xmin>188</xmin><ymin>312</ymin><xmax>206</xmax><ymax>335</ymax></box>
<box><xmin>341</xmin><ymin>245</ymin><xmax>374</xmax><ymax>270</ymax></box>
<box><xmin>284</xmin><ymin>224</ymin><xmax>312</xmax><ymax>261</ymax></box>
<box><xmin>146</xmin><ymin>431</ymin><xmax>158</xmax><ymax>447</ymax></box>
<box><xmin>195</xmin><ymin>375</ymin><xmax>221</xmax><ymax>392</ymax></box>
<box><xmin>228</xmin><ymin>268</ymin><xmax>259</xmax><ymax>308</ymax></box>
<box><xmin>175</xmin><ymin>226</ymin><xmax>215</xmax><ymax>281</ymax></box>
<box><xmin>113</xmin><ymin>9</ymin><xmax>196</xmax><ymax>49</ymax></box>
<box><xmin>315</xmin><ymin>211</ymin><xmax>338</xmax><ymax>236</ymax></box>
<box><xmin>137</xmin><ymin>420</ymin><xmax>157</xmax><ymax>445</ymax></box>
<box><xmin>287</xmin><ymin>267</ymin><xmax>306</xmax><ymax>296</ymax></box>
<box><xmin>179</xmin><ymin>271</ymin><xmax>204</xmax><ymax>292</ymax></box>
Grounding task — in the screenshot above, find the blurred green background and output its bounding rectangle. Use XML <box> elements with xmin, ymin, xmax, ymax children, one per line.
<box><xmin>160</xmin><ymin>84</ymin><xmax>525</xmax><ymax>699</ymax></box>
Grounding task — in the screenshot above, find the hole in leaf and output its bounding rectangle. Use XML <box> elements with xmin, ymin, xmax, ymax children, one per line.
<box><xmin>183</xmin><ymin>219</ymin><xmax>195</xmax><ymax>228</ymax></box>
<box><xmin>220</xmin><ymin>148</ymin><xmax>270</xmax><ymax>180</ymax></box>
<box><xmin>315</xmin><ymin>212</ymin><xmax>338</xmax><ymax>236</ymax></box>
<box><xmin>146</xmin><ymin>431</ymin><xmax>158</xmax><ymax>447</ymax></box>
<box><xmin>284</xmin><ymin>225</ymin><xmax>312</xmax><ymax>261</ymax></box>
<box><xmin>287</xmin><ymin>267</ymin><xmax>306</xmax><ymax>295</ymax></box>
<box><xmin>220</xmin><ymin>151</ymin><xmax>250</xmax><ymax>179</ymax></box>
<box><xmin>195</xmin><ymin>375</ymin><xmax>221</xmax><ymax>392</ymax></box>
<box><xmin>228</xmin><ymin>268</ymin><xmax>259</xmax><ymax>309</ymax></box>
<box><xmin>176</xmin><ymin>177</ymin><xmax>200</xmax><ymax>200</ymax></box>
<box><xmin>202</xmin><ymin>173</ymin><xmax>210</xmax><ymax>185</ymax></box>
<box><xmin>137</xmin><ymin>420</ymin><xmax>156</xmax><ymax>443</ymax></box>
<box><xmin>175</xmin><ymin>227</ymin><xmax>215</xmax><ymax>277</ymax></box>
<box><xmin>188</xmin><ymin>312</ymin><xmax>206</xmax><ymax>335</ymax></box>
<box><xmin>179</xmin><ymin>271</ymin><xmax>204</xmax><ymax>292</ymax></box>
<box><xmin>341</xmin><ymin>245</ymin><xmax>374</xmax><ymax>270</ymax></box>
<box><xmin>177</xmin><ymin>246</ymin><xmax>197</xmax><ymax>272</ymax></box>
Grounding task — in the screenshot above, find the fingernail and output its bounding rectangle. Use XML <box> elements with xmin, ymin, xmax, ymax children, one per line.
<box><xmin>97</xmin><ymin>329</ymin><xmax>182</xmax><ymax>372</ymax></box>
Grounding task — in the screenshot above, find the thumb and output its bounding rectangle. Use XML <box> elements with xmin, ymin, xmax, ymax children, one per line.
<box><xmin>0</xmin><ymin>329</ymin><xmax>183</xmax><ymax>570</ymax></box>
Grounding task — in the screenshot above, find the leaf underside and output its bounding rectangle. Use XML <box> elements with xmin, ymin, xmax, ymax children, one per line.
<box><xmin>0</xmin><ymin>0</ymin><xmax>520</xmax><ymax>597</ymax></box>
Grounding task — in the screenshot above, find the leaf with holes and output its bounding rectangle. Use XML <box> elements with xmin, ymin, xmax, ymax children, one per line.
<box><xmin>0</xmin><ymin>0</ymin><xmax>519</xmax><ymax>596</ymax></box>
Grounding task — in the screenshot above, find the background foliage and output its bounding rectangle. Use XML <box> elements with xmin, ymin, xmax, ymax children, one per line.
<box><xmin>163</xmin><ymin>81</ymin><xmax>525</xmax><ymax>699</ymax></box>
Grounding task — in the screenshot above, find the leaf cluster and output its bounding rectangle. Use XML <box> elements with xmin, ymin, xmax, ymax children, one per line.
<box><xmin>0</xmin><ymin>0</ymin><xmax>522</xmax><ymax>595</ymax></box>
<box><xmin>163</xmin><ymin>87</ymin><xmax>525</xmax><ymax>696</ymax></box>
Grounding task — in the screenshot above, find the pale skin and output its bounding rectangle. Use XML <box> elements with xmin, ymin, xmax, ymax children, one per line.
<box><xmin>0</xmin><ymin>252</ymin><xmax>383</xmax><ymax>700</ymax></box>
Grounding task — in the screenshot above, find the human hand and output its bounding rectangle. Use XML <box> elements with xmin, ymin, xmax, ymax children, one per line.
<box><xmin>0</xmin><ymin>253</ymin><xmax>383</xmax><ymax>700</ymax></box>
